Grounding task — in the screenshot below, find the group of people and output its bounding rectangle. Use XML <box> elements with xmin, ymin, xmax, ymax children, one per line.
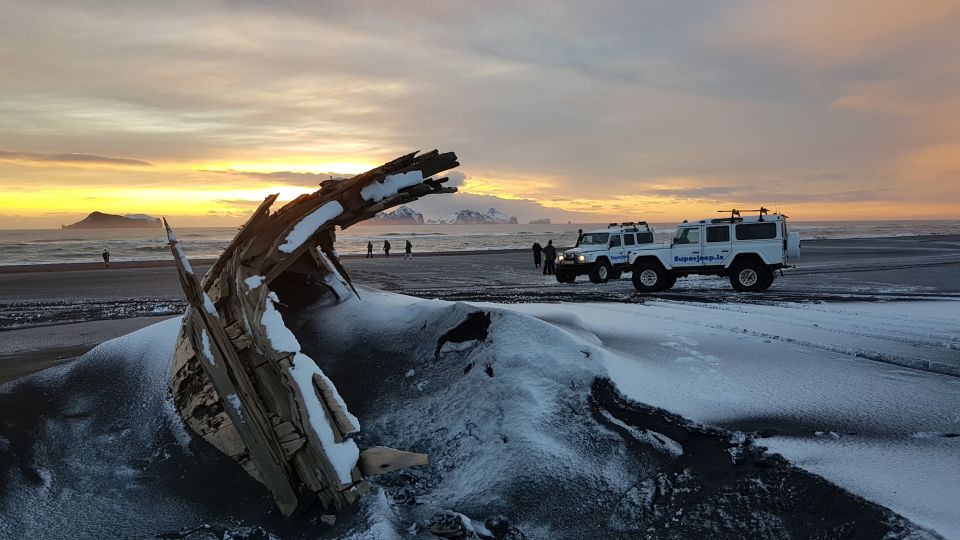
<box><xmin>532</xmin><ymin>229</ymin><xmax>583</xmax><ymax>275</ymax></box>
<box><xmin>366</xmin><ymin>240</ymin><xmax>413</xmax><ymax>259</ymax></box>
<box><xmin>531</xmin><ymin>240</ymin><xmax>557</xmax><ymax>274</ymax></box>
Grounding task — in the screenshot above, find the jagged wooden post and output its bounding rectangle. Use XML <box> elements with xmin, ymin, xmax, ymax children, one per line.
<box><xmin>166</xmin><ymin>150</ymin><xmax>457</xmax><ymax>517</ymax></box>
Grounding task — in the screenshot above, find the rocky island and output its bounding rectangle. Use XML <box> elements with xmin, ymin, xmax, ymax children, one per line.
<box><xmin>62</xmin><ymin>211</ymin><xmax>161</xmax><ymax>229</ymax></box>
<box><xmin>372</xmin><ymin>205</ymin><xmax>425</xmax><ymax>224</ymax></box>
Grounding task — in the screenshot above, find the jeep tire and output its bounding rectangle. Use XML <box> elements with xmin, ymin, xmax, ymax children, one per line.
<box><xmin>730</xmin><ymin>260</ymin><xmax>772</xmax><ymax>292</ymax></box>
<box><xmin>556</xmin><ymin>271</ymin><xmax>576</xmax><ymax>283</ymax></box>
<box><xmin>589</xmin><ymin>259</ymin><xmax>612</xmax><ymax>284</ymax></box>
<box><xmin>631</xmin><ymin>261</ymin><xmax>666</xmax><ymax>292</ymax></box>
<box><xmin>662</xmin><ymin>274</ymin><xmax>677</xmax><ymax>290</ymax></box>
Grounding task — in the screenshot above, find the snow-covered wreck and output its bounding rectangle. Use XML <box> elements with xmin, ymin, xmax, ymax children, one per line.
<box><xmin>165</xmin><ymin>150</ymin><xmax>458</xmax><ymax>520</ymax></box>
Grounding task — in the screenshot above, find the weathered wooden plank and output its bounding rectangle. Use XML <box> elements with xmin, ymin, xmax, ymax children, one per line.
<box><xmin>165</xmin><ymin>220</ymin><xmax>299</xmax><ymax>515</ymax></box>
<box><xmin>203</xmin><ymin>193</ymin><xmax>279</xmax><ymax>290</ymax></box>
<box><xmin>312</xmin><ymin>373</ymin><xmax>359</xmax><ymax>438</ymax></box>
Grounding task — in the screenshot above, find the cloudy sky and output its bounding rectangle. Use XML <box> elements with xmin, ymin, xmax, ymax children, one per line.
<box><xmin>2</xmin><ymin>0</ymin><xmax>959</xmax><ymax>227</ymax></box>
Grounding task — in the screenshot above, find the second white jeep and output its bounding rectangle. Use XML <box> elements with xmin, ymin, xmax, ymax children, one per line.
<box><xmin>628</xmin><ymin>209</ymin><xmax>800</xmax><ymax>292</ymax></box>
<box><xmin>556</xmin><ymin>222</ymin><xmax>655</xmax><ymax>283</ymax></box>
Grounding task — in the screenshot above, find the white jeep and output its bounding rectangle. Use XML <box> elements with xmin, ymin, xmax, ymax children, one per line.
<box><xmin>628</xmin><ymin>209</ymin><xmax>801</xmax><ymax>292</ymax></box>
<box><xmin>556</xmin><ymin>222</ymin><xmax>655</xmax><ymax>283</ymax></box>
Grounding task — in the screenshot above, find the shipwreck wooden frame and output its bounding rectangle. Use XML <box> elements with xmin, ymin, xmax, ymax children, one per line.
<box><xmin>165</xmin><ymin>150</ymin><xmax>457</xmax><ymax>519</ymax></box>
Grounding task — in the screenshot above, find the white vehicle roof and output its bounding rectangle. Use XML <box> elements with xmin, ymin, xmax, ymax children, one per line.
<box><xmin>584</xmin><ymin>221</ymin><xmax>653</xmax><ymax>234</ymax></box>
<box><xmin>680</xmin><ymin>209</ymin><xmax>787</xmax><ymax>226</ymax></box>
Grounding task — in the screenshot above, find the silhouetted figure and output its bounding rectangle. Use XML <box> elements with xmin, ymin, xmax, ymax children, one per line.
<box><xmin>532</xmin><ymin>242</ymin><xmax>543</xmax><ymax>268</ymax></box>
<box><xmin>575</xmin><ymin>229</ymin><xmax>584</xmax><ymax>247</ymax></box>
<box><xmin>543</xmin><ymin>240</ymin><xmax>557</xmax><ymax>275</ymax></box>
<box><xmin>102</xmin><ymin>249</ymin><xmax>110</xmax><ymax>268</ymax></box>
<box><xmin>383</xmin><ymin>240</ymin><xmax>391</xmax><ymax>257</ymax></box>
<box><xmin>366</xmin><ymin>241</ymin><xmax>373</xmax><ymax>258</ymax></box>
<box><xmin>405</xmin><ymin>240</ymin><xmax>413</xmax><ymax>259</ymax></box>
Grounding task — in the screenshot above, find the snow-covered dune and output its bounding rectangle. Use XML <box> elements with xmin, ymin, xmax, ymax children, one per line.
<box><xmin>472</xmin><ymin>299</ymin><xmax>960</xmax><ymax>538</ymax></box>
<box><xmin>2</xmin><ymin>292</ymin><xmax>956</xmax><ymax>538</ymax></box>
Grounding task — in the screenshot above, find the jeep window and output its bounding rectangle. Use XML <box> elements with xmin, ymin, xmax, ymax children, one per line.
<box><xmin>735</xmin><ymin>223</ymin><xmax>777</xmax><ymax>240</ymax></box>
<box><xmin>674</xmin><ymin>227</ymin><xmax>700</xmax><ymax>245</ymax></box>
<box><xmin>706</xmin><ymin>226</ymin><xmax>730</xmax><ymax>243</ymax></box>
<box><xmin>609</xmin><ymin>235</ymin><xmax>622</xmax><ymax>248</ymax></box>
<box><xmin>636</xmin><ymin>232</ymin><xmax>654</xmax><ymax>244</ymax></box>
<box><xmin>623</xmin><ymin>233</ymin><xmax>635</xmax><ymax>246</ymax></box>
<box><xmin>580</xmin><ymin>232</ymin><xmax>609</xmax><ymax>245</ymax></box>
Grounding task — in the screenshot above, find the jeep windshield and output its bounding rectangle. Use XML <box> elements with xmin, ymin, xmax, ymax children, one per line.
<box><xmin>579</xmin><ymin>233</ymin><xmax>609</xmax><ymax>245</ymax></box>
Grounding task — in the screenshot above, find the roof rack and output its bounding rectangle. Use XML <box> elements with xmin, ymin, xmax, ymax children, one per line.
<box><xmin>716</xmin><ymin>207</ymin><xmax>769</xmax><ymax>222</ymax></box>
<box><xmin>608</xmin><ymin>221</ymin><xmax>649</xmax><ymax>230</ymax></box>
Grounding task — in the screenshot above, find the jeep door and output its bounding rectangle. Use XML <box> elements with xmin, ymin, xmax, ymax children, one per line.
<box><xmin>607</xmin><ymin>233</ymin><xmax>628</xmax><ymax>267</ymax></box>
<box><xmin>701</xmin><ymin>225</ymin><xmax>732</xmax><ymax>266</ymax></box>
<box><xmin>670</xmin><ymin>226</ymin><xmax>704</xmax><ymax>268</ymax></box>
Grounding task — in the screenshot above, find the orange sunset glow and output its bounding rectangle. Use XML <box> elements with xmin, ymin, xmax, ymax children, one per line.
<box><xmin>2</xmin><ymin>0</ymin><xmax>959</xmax><ymax>228</ymax></box>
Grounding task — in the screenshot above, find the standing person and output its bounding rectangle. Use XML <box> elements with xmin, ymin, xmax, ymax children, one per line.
<box><xmin>383</xmin><ymin>240</ymin><xmax>391</xmax><ymax>257</ymax></box>
<box><xmin>102</xmin><ymin>249</ymin><xmax>110</xmax><ymax>268</ymax></box>
<box><xmin>366</xmin><ymin>241</ymin><xmax>374</xmax><ymax>258</ymax></box>
<box><xmin>532</xmin><ymin>241</ymin><xmax>543</xmax><ymax>269</ymax></box>
<box><xmin>405</xmin><ymin>240</ymin><xmax>413</xmax><ymax>259</ymax></box>
<box><xmin>575</xmin><ymin>229</ymin><xmax>584</xmax><ymax>247</ymax></box>
<box><xmin>543</xmin><ymin>240</ymin><xmax>557</xmax><ymax>275</ymax></box>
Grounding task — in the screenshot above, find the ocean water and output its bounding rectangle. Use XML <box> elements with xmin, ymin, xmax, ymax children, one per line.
<box><xmin>0</xmin><ymin>220</ymin><xmax>958</xmax><ymax>266</ymax></box>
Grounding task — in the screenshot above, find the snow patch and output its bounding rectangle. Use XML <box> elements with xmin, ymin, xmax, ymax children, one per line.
<box><xmin>202</xmin><ymin>293</ymin><xmax>219</xmax><ymax>318</ymax></box>
<box><xmin>244</xmin><ymin>275</ymin><xmax>264</xmax><ymax>290</ymax></box>
<box><xmin>278</xmin><ymin>201</ymin><xmax>343</xmax><ymax>254</ymax></box>
<box><xmin>225</xmin><ymin>393</ymin><xmax>244</xmax><ymax>421</ymax></box>
<box><xmin>360</xmin><ymin>170</ymin><xmax>423</xmax><ymax>202</ymax></box>
<box><xmin>199</xmin><ymin>328</ymin><xmax>215</xmax><ymax>366</ymax></box>
<box><xmin>260</xmin><ymin>292</ymin><xmax>300</xmax><ymax>354</ymax></box>
<box><xmin>287</xmin><ymin>353</ymin><xmax>359</xmax><ymax>484</ymax></box>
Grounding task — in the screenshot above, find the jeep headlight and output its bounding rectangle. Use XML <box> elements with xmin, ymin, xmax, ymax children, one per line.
<box><xmin>577</xmin><ymin>255</ymin><xmax>586</xmax><ymax>263</ymax></box>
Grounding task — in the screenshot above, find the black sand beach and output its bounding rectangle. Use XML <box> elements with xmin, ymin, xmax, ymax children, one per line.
<box><xmin>1</xmin><ymin>234</ymin><xmax>959</xmax><ymax>384</ymax></box>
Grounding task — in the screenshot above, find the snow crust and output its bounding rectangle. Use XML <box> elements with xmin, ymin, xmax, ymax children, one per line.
<box><xmin>173</xmin><ymin>243</ymin><xmax>194</xmax><ymax>274</ymax></box>
<box><xmin>202</xmin><ymin>293</ymin><xmax>219</xmax><ymax>318</ymax></box>
<box><xmin>243</xmin><ymin>275</ymin><xmax>264</xmax><ymax>290</ymax></box>
<box><xmin>226</xmin><ymin>393</ymin><xmax>244</xmax><ymax>421</ymax></box>
<box><xmin>288</xmin><ymin>353</ymin><xmax>359</xmax><ymax>485</ymax></box>
<box><xmin>260</xmin><ymin>292</ymin><xmax>300</xmax><ymax>353</ymax></box>
<box><xmin>473</xmin><ymin>299</ymin><xmax>960</xmax><ymax>538</ymax></box>
<box><xmin>262</xmin><ymin>286</ymin><xmax>361</xmax><ymax>483</ymax></box>
<box><xmin>199</xmin><ymin>328</ymin><xmax>215</xmax><ymax>366</ymax></box>
<box><xmin>360</xmin><ymin>170</ymin><xmax>423</xmax><ymax>202</ymax></box>
<box><xmin>299</xmin><ymin>289</ymin><xmax>613</xmax><ymax>538</ymax></box>
<box><xmin>278</xmin><ymin>201</ymin><xmax>343</xmax><ymax>254</ymax></box>
<box><xmin>0</xmin><ymin>318</ymin><xmax>223</xmax><ymax>538</ymax></box>
<box><xmin>315</xmin><ymin>248</ymin><xmax>352</xmax><ymax>300</ymax></box>
<box><xmin>4</xmin><ymin>291</ymin><xmax>956</xmax><ymax>538</ymax></box>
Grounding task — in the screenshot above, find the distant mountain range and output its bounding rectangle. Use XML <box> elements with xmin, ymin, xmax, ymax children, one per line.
<box><xmin>528</xmin><ymin>218</ymin><xmax>551</xmax><ymax>224</ymax></box>
<box><xmin>369</xmin><ymin>206</ymin><xmax>520</xmax><ymax>225</ymax></box>
<box><xmin>62</xmin><ymin>211</ymin><xmax>161</xmax><ymax>229</ymax></box>
<box><xmin>429</xmin><ymin>208</ymin><xmax>519</xmax><ymax>225</ymax></box>
<box><xmin>373</xmin><ymin>205</ymin><xmax>425</xmax><ymax>224</ymax></box>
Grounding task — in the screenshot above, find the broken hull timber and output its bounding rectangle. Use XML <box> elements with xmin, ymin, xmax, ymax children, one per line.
<box><xmin>166</xmin><ymin>150</ymin><xmax>457</xmax><ymax>517</ymax></box>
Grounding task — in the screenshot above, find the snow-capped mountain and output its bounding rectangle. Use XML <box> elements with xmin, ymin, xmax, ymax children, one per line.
<box><xmin>373</xmin><ymin>205</ymin><xmax>424</xmax><ymax>224</ymax></box>
<box><xmin>430</xmin><ymin>208</ymin><xmax>519</xmax><ymax>225</ymax></box>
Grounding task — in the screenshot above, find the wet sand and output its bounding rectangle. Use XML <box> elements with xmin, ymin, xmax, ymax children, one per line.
<box><xmin>1</xmin><ymin>234</ymin><xmax>958</xmax><ymax>383</ymax></box>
